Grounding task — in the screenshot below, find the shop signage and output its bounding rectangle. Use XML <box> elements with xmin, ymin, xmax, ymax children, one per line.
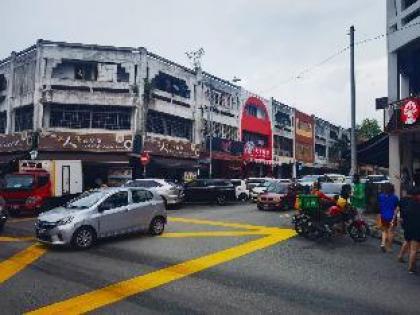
<box><xmin>38</xmin><ymin>132</ymin><xmax>133</xmax><ymax>152</ymax></box>
<box><xmin>400</xmin><ymin>98</ymin><xmax>419</xmax><ymax>125</ymax></box>
<box><xmin>243</xmin><ymin>141</ymin><xmax>271</xmax><ymax>162</ymax></box>
<box><xmin>140</xmin><ymin>152</ymin><xmax>151</xmax><ymax>165</ymax></box>
<box><xmin>143</xmin><ymin>136</ymin><xmax>200</xmax><ymax>159</ymax></box>
<box><xmin>0</xmin><ymin>133</ymin><xmax>32</xmax><ymax>152</ymax></box>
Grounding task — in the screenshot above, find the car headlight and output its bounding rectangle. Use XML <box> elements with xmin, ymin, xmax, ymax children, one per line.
<box><xmin>56</xmin><ymin>216</ymin><xmax>74</xmax><ymax>226</ymax></box>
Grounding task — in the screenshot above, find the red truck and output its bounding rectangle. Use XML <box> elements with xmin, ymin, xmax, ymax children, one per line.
<box><xmin>0</xmin><ymin>160</ymin><xmax>83</xmax><ymax>216</ymax></box>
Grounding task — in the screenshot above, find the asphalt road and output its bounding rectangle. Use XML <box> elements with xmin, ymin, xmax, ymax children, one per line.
<box><xmin>1</xmin><ymin>202</ymin><xmax>419</xmax><ymax>314</ymax></box>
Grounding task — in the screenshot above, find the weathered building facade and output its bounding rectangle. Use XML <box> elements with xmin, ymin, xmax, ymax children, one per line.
<box><xmin>0</xmin><ymin>39</ymin><xmax>349</xmax><ymax>185</ymax></box>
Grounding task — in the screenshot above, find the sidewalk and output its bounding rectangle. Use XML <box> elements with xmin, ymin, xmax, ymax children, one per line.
<box><xmin>364</xmin><ymin>213</ymin><xmax>405</xmax><ymax>245</ymax></box>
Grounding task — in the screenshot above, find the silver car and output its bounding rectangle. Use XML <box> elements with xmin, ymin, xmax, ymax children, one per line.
<box><xmin>124</xmin><ymin>179</ymin><xmax>184</xmax><ymax>208</ymax></box>
<box><xmin>35</xmin><ymin>187</ymin><xmax>167</xmax><ymax>249</ymax></box>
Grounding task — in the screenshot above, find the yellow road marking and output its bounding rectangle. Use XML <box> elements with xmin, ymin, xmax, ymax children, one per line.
<box><xmin>26</xmin><ymin>228</ymin><xmax>296</xmax><ymax>315</ymax></box>
<box><xmin>0</xmin><ymin>236</ymin><xmax>35</xmax><ymax>242</ymax></box>
<box><xmin>169</xmin><ymin>216</ymin><xmax>269</xmax><ymax>231</ymax></box>
<box><xmin>161</xmin><ymin>230</ymin><xmax>269</xmax><ymax>238</ymax></box>
<box><xmin>0</xmin><ymin>244</ymin><xmax>47</xmax><ymax>284</ymax></box>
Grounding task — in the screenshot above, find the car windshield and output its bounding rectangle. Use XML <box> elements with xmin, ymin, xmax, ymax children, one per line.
<box><xmin>259</xmin><ymin>181</ymin><xmax>273</xmax><ymax>187</ymax></box>
<box><xmin>321</xmin><ymin>184</ymin><xmax>342</xmax><ymax>195</ymax></box>
<box><xmin>267</xmin><ymin>183</ymin><xmax>288</xmax><ymax>194</ymax></box>
<box><xmin>65</xmin><ymin>191</ymin><xmax>106</xmax><ymax>209</ymax></box>
<box><xmin>4</xmin><ymin>175</ymin><xmax>34</xmax><ymax>189</ymax></box>
<box><xmin>367</xmin><ymin>176</ymin><xmax>386</xmax><ymax>182</ymax></box>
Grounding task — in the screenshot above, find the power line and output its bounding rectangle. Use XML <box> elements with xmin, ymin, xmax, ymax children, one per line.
<box><xmin>262</xmin><ymin>21</ymin><xmax>420</xmax><ymax>94</ymax></box>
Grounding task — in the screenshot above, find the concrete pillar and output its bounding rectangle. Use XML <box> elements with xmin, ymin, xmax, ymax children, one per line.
<box><xmin>400</xmin><ymin>73</ymin><xmax>410</xmax><ymax>99</ymax></box>
<box><xmin>6</xmin><ymin>52</ymin><xmax>16</xmax><ymax>134</ymax></box>
<box><xmin>401</xmin><ymin>133</ymin><xmax>413</xmax><ymax>180</ymax></box>
<box><xmin>389</xmin><ymin>133</ymin><xmax>401</xmax><ymax>196</ymax></box>
<box><xmin>33</xmin><ymin>40</ymin><xmax>44</xmax><ymax>130</ymax></box>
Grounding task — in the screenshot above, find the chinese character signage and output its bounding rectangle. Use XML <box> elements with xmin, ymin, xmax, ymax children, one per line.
<box><xmin>144</xmin><ymin>136</ymin><xmax>200</xmax><ymax>159</ymax></box>
<box><xmin>38</xmin><ymin>132</ymin><xmax>133</xmax><ymax>152</ymax></box>
<box><xmin>400</xmin><ymin>98</ymin><xmax>419</xmax><ymax>125</ymax></box>
<box><xmin>243</xmin><ymin>141</ymin><xmax>272</xmax><ymax>162</ymax></box>
<box><xmin>0</xmin><ymin>133</ymin><xmax>32</xmax><ymax>152</ymax></box>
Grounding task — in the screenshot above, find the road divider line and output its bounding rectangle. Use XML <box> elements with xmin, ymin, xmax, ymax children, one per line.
<box><xmin>0</xmin><ymin>236</ymin><xmax>35</xmax><ymax>242</ymax></box>
<box><xmin>160</xmin><ymin>231</ymin><xmax>270</xmax><ymax>238</ymax></box>
<box><xmin>26</xmin><ymin>228</ymin><xmax>296</xmax><ymax>315</ymax></box>
<box><xmin>169</xmin><ymin>217</ymin><xmax>270</xmax><ymax>231</ymax></box>
<box><xmin>0</xmin><ymin>244</ymin><xmax>47</xmax><ymax>284</ymax></box>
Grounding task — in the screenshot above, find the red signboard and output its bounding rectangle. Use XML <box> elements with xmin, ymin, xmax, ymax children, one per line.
<box><xmin>400</xmin><ymin>98</ymin><xmax>420</xmax><ymax>125</ymax></box>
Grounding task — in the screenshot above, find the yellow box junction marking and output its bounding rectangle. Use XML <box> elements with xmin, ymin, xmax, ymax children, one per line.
<box><xmin>26</xmin><ymin>217</ymin><xmax>296</xmax><ymax>314</ymax></box>
<box><xmin>0</xmin><ymin>236</ymin><xmax>35</xmax><ymax>242</ymax></box>
<box><xmin>0</xmin><ymin>244</ymin><xmax>48</xmax><ymax>284</ymax></box>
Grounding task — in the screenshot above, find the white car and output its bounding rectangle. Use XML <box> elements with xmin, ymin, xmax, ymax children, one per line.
<box><xmin>298</xmin><ymin>175</ymin><xmax>322</xmax><ymax>187</ymax></box>
<box><xmin>124</xmin><ymin>179</ymin><xmax>184</xmax><ymax>208</ymax></box>
<box><xmin>324</xmin><ymin>174</ymin><xmax>346</xmax><ymax>183</ymax></box>
<box><xmin>231</xmin><ymin>179</ymin><xmax>249</xmax><ymax>201</ymax></box>
<box><xmin>250</xmin><ymin>179</ymin><xmax>277</xmax><ymax>202</ymax></box>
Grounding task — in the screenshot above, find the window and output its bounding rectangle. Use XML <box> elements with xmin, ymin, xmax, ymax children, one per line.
<box><xmin>132</xmin><ymin>190</ymin><xmax>153</xmax><ymax>203</ymax></box>
<box><xmin>102</xmin><ymin>191</ymin><xmax>128</xmax><ymax>209</ymax></box>
<box><xmin>274</xmin><ymin>111</ymin><xmax>291</xmax><ymax>128</ymax></box>
<box><xmin>147</xmin><ymin>110</ymin><xmax>192</xmax><ymax>140</ymax></box>
<box><xmin>50</xmin><ymin>105</ymin><xmax>132</xmax><ymax>130</ymax></box>
<box><xmin>203</xmin><ymin>121</ymin><xmax>238</xmax><ymax>141</ymax></box>
<box><xmin>329</xmin><ymin>130</ymin><xmax>338</xmax><ymax>140</ymax></box>
<box><xmin>242</xmin><ymin>131</ymin><xmax>268</xmax><ymax>148</ymax></box>
<box><xmin>0</xmin><ymin>112</ymin><xmax>6</xmax><ymax>133</ymax></box>
<box><xmin>274</xmin><ymin>135</ymin><xmax>293</xmax><ymax>157</ymax></box>
<box><xmin>298</xmin><ymin>120</ymin><xmax>311</xmax><ymax>132</ymax></box>
<box><xmin>152</xmin><ymin>72</ymin><xmax>190</xmax><ymax>98</ymax></box>
<box><xmin>0</xmin><ymin>74</ymin><xmax>7</xmax><ymax>91</ymax></box>
<box><xmin>129</xmin><ymin>180</ymin><xmax>162</xmax><ymax>188</ymax></box>
<box><xmin>245</xmin><ymin>104</ymin><xmax>266</xmax><ymax>119</ymax></box>
<box><xmin>74</xmin><ymin>62</ymin><xmax>97</xmax><ymax>81</ymax></box>
<box><xmin>402</xmin><ymin>0</ymin><xmax>418</xmax><ymax>10</ymax></box>
<box><xmin>15</xmin><ymin>105</ymin><xmax>33</xmax><ymax>131</ymax></box>
<box><xmin>315</xmin><ymin>144</ymin><xmax>326</xmax><ymax>158</ymax></box>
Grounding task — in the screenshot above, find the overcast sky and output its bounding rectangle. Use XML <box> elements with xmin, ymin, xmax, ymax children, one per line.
<box><xmin>2</xmin><ymin>0</ymin><xmax>386</xmax><ymax>127</ymax></box>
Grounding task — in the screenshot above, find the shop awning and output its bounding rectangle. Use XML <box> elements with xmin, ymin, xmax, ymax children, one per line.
<box><xmin>357</xmin><ymin>133</ymin><xmax>389</xmax><ymax>167</ymax></box>
<box><xmin>150</xmin><ymin>156</ymin><xmax>199</xmax><ymax>169</ymax></box>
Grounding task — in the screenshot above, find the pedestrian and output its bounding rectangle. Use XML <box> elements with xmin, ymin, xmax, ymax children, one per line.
<box><xmin>397</xmin><ymin>187</ymin><xmax>420</xmax><ymax>274</ymax></box>
<box><xmin>400</xmin><ymin>167</ymin><xmax>412</xmax><ymax>196</ymax></box>
<box><xmin>377</xmin><ymin>183</ymin><xmax>399</xmax><ymax>252</ymax></box>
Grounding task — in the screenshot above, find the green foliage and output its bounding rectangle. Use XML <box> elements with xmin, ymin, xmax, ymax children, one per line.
<box><xmin>357</xmin><ymin>118</ymin><xmax>382</xmax><ymax>141</ymax></box>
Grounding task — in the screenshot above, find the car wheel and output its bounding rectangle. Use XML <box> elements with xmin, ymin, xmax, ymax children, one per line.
<box><xmin>238</xmin><ymin>193</ymin><xmax>248</xmax><ymax>202</ymax></box>
<box><xmin>149</xmin><ymin>217</ymin><xmax>165</xmax><ymax>236</ymax></box>
<box><xmin>216</xmin><ymin>194</ymin><xmax>227</xmax><ymax>206</ymax></box>
<box><xmin>72</xmin><ymin>226</ymin><xmax>96</xmax><ymax>250</ymax></box>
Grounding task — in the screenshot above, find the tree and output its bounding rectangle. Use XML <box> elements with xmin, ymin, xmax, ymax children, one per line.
<box><xmin>357</xmin><ymin>118</ymin><xmax>382</xmax><ymax>142</ymax></box>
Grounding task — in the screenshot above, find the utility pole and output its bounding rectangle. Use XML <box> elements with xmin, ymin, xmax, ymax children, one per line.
<box><xmin>349</xmin><ymin>25</ymin><xmax>357</xmax><ymax>177</ymax></box>
<box><xmin>208</xmin><ymin>95</ymin><xmax>213</xmax><ymax>179</ymax></box>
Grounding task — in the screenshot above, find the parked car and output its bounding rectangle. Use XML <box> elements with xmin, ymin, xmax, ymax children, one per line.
<box><xmin>324</xmin><ymin>174</ymin><xmax>346</xmax><ymax>183</ymax></box>
<box><xmin>35</xmin><ymin>187</ymin><xmax>167</xmax><ymax>249</ymax></box>
<box><xmin>257</xmin><ymin>182</ymin><xmax>294</xmax><ymax>211</ymax></box>
<box><xmin>124</xmin><ymin>179</ymin><xmax>184</xmax><ymax>208</ymax></box>
<box><xmin>298</xmin><ymin>175</ymin><xmax>323</xmax><ymax>187</ymax></box>
<box><xmin>250</xmin><ymin>179</ymin><xmax>277</xmax><ymax>202</ymax></box>
<box><xmin>0</xmin><ymin>200</ymin><xmax>7</xmax><ymax>233</ymax></box>
<box><xmin>230</xmin><ymin>179</ymin><xmax>249</xmax><ymax>201</ymax></box>
<box><xmin>183</xmin><ymin>179</ymin><xmax>236</xmax><ymax>205</ymax></box>
<box><xmin>245</xmin><ymin>178</ymin><xmax>272</xmax><ymax>191</ymax></box>
<box><xmin>320</xmin><ymin>182</ymin><xmax>345</xmax><ymax>199</ymax></box>
<box><xmin>364</xmin><ymin>175</ymin><xmax>390</xmax><ymax>184</ymax></box>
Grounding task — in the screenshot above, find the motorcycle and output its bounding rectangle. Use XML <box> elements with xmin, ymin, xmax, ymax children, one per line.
<box><xmin>293</xmin><ymin>205</ymin><xmax>369</xmax><ymax>242</ymax></box>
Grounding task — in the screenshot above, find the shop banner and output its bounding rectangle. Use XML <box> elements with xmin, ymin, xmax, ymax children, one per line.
<box><xmin>243</xmin><ymin>141</ymin><xmax>272</xmax><ymax>162</ymax></box>
<box><xmin>400</xmin><ymin>98</ymin><xmax>419</xmax><ymax>125</ymax></box>
<box><xmin>144</xmin><ymin>136</ymin><xmax>200</xmax><ymax>159</ymax></box>
<box><xmin>0</xmin><ymin>133</ymin><xmax>32</xmax><ymax>152</ymax></box>
<box><xmin>38</xmin><ymin>132</ymin><xmax>133</xmax><ymax>152</ymax></box>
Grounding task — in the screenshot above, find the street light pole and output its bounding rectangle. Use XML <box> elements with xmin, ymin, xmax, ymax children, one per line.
<box><xmin>349</xmin><ymin>25</ymin><xmax>357</xmax><ymax>177</ymax></box>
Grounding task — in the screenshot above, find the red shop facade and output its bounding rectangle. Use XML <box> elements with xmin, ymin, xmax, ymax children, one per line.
<box><xmin>240</xmin><ymin>96</ymin><xmax>273</xmax><ymax>177</ymax></box>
